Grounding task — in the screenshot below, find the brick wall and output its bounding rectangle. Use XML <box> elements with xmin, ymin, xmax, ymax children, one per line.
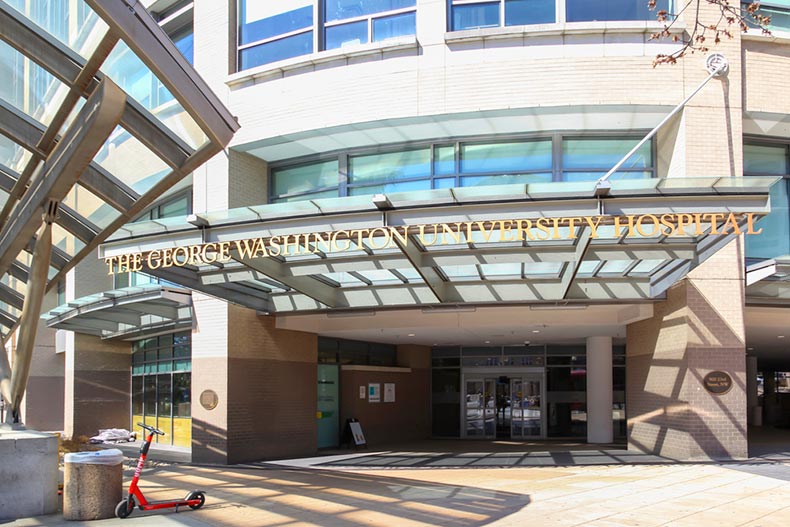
<box><xmin>225</xmin><ymin>305</ymin><xmax>317</xmax><ymax>463</ymax></box>
<box><xmin>340</xmin><ymin>367</ymin><xmax>431</xmax><ymax>446</ymax></box>
<box><xmin>627</xmin><ymin>239</ymin><xmax>747</xmax><ymax>460</ymax></box>
<box><xmin>64</xmin><ymin>334</ymin><xmax>130</xmax><ymax>439</ymax></box>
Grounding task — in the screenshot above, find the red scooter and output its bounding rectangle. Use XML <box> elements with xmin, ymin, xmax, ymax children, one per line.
<box><xmin>115</xmin><ymin>423</ymin><xmax>205</xmax><ymax>519</ymax></box>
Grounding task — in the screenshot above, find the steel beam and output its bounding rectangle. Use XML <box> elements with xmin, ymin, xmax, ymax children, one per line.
<box><xmin>231</xmin><ymin>252</ymin><xmax>345</xmax><ymax>308</ymax></box>
<box><xmin>0</xmin><ymin>5</ymin><xmax>194</xmax><ymax>169</ymax></box>
<box><xmin>391</xmin><ymin>234</ymin><xmax>462</xmax><ymax>303</ymax></box>
<box><xmin>0</xmin><ymin>80</ymin><xmax>125</xmax><ymax>278</ymax></box>
<box><xmin>86</xmin><ymin>0</ymin><xmax>239</xmax><ymax>146</ymax></box>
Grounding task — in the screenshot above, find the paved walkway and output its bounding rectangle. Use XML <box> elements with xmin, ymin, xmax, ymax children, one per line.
<box><xmin>7</xmin><ymin>452</ymin><xmax>790</xmax><ymax>527</ymax></box>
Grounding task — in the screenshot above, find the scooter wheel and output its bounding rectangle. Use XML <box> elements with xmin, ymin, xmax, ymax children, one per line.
<box><xmin>115</xmin><ymin>497</ymin><xmax>135</xmax><ymax>519</ymax></box>
<box><xmin>187</xmin><ymin>491</ymin><xmax>205</xmax><ymax>510</ymax></box>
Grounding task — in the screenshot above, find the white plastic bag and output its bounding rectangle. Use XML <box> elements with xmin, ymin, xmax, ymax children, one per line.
<box><xmin>64</xmin><ymin>449</ymin><xmax>124</xmax><ymax>465</ymax></box>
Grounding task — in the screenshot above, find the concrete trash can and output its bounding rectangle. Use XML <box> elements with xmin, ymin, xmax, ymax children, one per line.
<box><xmin>63</xmin><ymin>449</ymin><xmax>124</xmax><ymax>521</ymax></box>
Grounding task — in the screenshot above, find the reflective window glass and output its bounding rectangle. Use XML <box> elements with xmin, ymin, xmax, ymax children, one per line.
<box><xmin>172</xmin><ymin>27</ymin><xmax>194</xmax><ymax>65</ymax></box>
<box><xmin>505</xmin><ymin>0</ymin><xmax>556</xmax><ymax>25</ymax></box>
<box><xmin>746</xmin><ymin>179</ymin><xmax>790</xmax><ymax>258</ymax></box>
<box><xmin>373</xmin><ymin>11</ymin><xmax>417</xmax><ymax>40</ymax></box>
<box><xmin>745</xmin><ymin>2</ymin><xmax>790</xmax><ymax>31</ymax></box>
<box><xmin>325</xmin><ymin>0</ymin><xmax>416</xmax><ymax>22</ymax></box>
<box><xmin>272</xmin><ymin>160</ymin><xmax>339</xmax><ymax>197</ymax></box>
<box><xmin>566</xmin><ymin>0</ymin><xmax>669</xmax><ymax>22</ymax></box>
<box><xmin>461</xmin><ymin>141</ymin><xmax>552</xmax><ymax>173</ymax></box>
<box><xmin>348</xmin><ymin>179</ymin><xmax>432</xmax><ymax>195</ymax></box>
<box><xmin>461</xmin><ymin>173</ymin><xmax>552</xmax><ymax>186</ymax></box>
<box><xmin>744</xmin><ymin>144</ymin><xmax>787</xmax><ymax>174</ymax></box>
<box><xmin>453</xmin><ymin>2</ymin><xmax>500</xmax><ymax>30</ymax></box>
<box><xmin>350</xmin><ymin>149</ymin><xmax>431</xmax><ymax>183</ymax></box>
<box><xmin>239</xmin><ymin>2</ymin><xmax>313</xmax><ymax>45</ymax></box>
<box><xmin>434</xmin><ymin>145</ymin><xmax>456</xmax><ymax>175</ymax></box>
<box><xmin>326</xmin><ymin>20</ymin><xmax>369</xmax><ymax>49</ymax></box>
<box><xmin>563</xmin><ymin>138</ymin><xmax>651</xmax><ymax>169</ymax></box>
<box><xmin>240</xmin><ymin>31</ymin><xmax>314</xmax><ymax>70</ymax></box>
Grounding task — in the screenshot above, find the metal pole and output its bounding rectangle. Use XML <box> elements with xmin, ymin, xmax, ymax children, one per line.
<box><xmin>4</xmin><ymin>202</ymin><xmax>56</xmax><ymax>424</ymax></box>
<box><xmin>596</xmin><ymin>54</ymin><xmax>729</xmax><ymax>191</ymax></box>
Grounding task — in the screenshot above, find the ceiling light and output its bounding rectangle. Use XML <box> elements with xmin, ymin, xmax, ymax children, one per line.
<box><xmin>484</xmin><ymin>340</ymin><xmax>490</xmax><ymax>344</ymax></box>
<box><xmin>747</xmin><ymin>347</ymin><xmax>754</xmax><ymax>351</ymax></box>
<box><xmin>532</xmin><ymin>330</ymin><xmax>540</xmax><ymax>334</ymax></box>
<box><xmin>779</xmin><ymin>335</ymin><xmax>785</xmax><ymax>339</ymax></box>
<box><xmin>407</xmin><ymin>333</ymin><xmax>415</xmax><ymax>337</ymax></box>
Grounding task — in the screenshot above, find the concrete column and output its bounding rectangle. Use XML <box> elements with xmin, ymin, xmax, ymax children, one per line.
<box><xmin>586</xmin><ymin>336</ymin><xmax>613</xmax><ymax>444</ymax></box>
<box><xmin>746</xmin><ymin>356</ymin><xmax>759</xmax><ymax>425</ymax></box>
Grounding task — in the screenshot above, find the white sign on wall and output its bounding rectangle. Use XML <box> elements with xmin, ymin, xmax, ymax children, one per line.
<box><xmin>368</xmin><ymin>383</ymin><xmax>380</xmax><ymax>403</ymax></box>
<box><xmin>359</xmin><ymin>385</ymin><xmax>366</xmax><ymax>399</ymax></box>
<box><xmin>384</xmin><ymin>383</ymin><xmax>395</xmax><ymax>402</ymax></box>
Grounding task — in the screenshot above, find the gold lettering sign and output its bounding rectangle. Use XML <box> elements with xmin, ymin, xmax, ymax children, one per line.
<box><xmin>703</xmin><ymin>371</ymin><xmax>733</xmax><ymax>395</ymax></box>
<box><xmin>103</xmin><ymin>212</ymin><xmax>765</xmax><ymax>275</ymax></box>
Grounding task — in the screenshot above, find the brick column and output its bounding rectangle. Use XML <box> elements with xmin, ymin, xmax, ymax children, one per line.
<box><xmin>626</xmin><ymin>239</ymin><xmax>747</xmax><ymax>460</ymax></box>
<box><xmin>191</xmin><ymin>301</ymin><xmax>318</xmax><ymax>464</ymax></box>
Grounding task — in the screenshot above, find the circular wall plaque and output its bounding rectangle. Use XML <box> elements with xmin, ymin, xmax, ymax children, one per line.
<box><xmin>703</xmin><ymin>371</ymin><xmax>733</xmax><ymax>395</ymax></box>
<box><xmin>199</xmin><ymin>389</ymin><xmax>219</xmax><ymax>410</ymax></box>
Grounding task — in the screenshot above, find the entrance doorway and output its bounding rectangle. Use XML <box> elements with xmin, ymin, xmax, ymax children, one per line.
<box><xmin>464</xmin><ymin>374</ymin><xmax>544</xmax><ymax>439</ymax></box>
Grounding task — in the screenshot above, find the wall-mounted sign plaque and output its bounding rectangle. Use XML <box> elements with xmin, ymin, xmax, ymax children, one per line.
<box><xmin>703</xmin><ymin>371</ymin><xmax>733</xmax><ymax>395</ymax></box>
<box><xmin>200</xmin><ymin>389</ymin><xmax>219</xmax><ymax>410</ymax></box>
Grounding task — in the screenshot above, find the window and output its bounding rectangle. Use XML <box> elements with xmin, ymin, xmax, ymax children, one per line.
<box><xmin>450</xmin><ymin>0</ymin><xmax>668</xmax><ymax>31</ymax></box>
<box><xmin>270</xmin><ymin>134</ymin><xmax>654</xmax><ymax>203</ymax></box>
<box><xmin>325</xmin><ymin>0</ymin><xmax>416</xmax><ymax>50</ymax></box>
<box><xmin>745</xmin><ymin>1</ymin><xmax>790</xmax><ymax>32</ymax></box>
<box><xmin>744</xmin><ymin>141</ymin><xmax>790</xmax><ymax>259</ymax></box>
<box><xmin>237</xmin><ymin>0</ymin><xmax>417</xmax><ymax>71</ymax></box>
<box><xmin>131</xmin><ymin>332</ymin><xmax>191</xmax><ymax>447</ymax></box>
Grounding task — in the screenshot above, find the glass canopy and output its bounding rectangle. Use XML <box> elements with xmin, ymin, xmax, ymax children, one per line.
<box><xmin>97</xmin><ymin>178</ymin><xmax>775</xmax><ymax>316</ymax></box>
<box><xmin>0</xmin><ymin>0</ymin><xmax>238</xmax><ymax>338</ymax></box>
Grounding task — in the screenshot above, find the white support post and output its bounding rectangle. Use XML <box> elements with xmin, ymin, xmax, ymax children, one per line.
<box><xmin>586</xmin><ymin>336</ymin><xmax>613</xmax><ymax>444</ymax></box>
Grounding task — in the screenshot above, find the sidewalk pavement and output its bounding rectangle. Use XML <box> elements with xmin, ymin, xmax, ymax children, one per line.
<box><xmin>6</xmin><ymin>450</ymin><xmax>790</xmax><ymax>527</ymax></box>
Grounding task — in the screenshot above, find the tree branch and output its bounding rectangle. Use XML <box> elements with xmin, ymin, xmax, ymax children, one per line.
<box><xmin>649</xmin><ymin>0</ymin><xmax>772</xmax><ymax>66</ymax></box>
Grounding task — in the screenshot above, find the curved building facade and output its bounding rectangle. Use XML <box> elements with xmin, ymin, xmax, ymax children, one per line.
<box><xmin>18</xmin><ymin>0</ymin><xmax>790</xmax><ymax>464</ymax></box>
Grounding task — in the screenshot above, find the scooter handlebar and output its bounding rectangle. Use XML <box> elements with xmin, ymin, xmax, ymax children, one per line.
<box><xmin>138</xmin><ymin>422</ymin><xmax>165</xmax><ymax>436</ymax></box>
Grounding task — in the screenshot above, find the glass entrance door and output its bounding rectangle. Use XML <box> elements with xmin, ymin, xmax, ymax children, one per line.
<box><xmin>511</xmin><ymin>376</ymin><xmax>543</xmax><ymax>438</ymax></box>
<box><xmin>464</xmin><ymin>378</ymin><xmax>495</xmax><ymax>437</ymax></box>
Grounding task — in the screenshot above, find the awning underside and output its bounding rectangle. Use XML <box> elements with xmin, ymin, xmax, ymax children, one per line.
<box><xmin>746</xmin><ymin>256</ymin><xmax>790</xmax><ymax>304</ymax></box>
<box><xmin>42</xmin><ymin>285</ymin><xmax>191</xmax><ymax>339</ymax></box>
<box><xmin>100</xmin><ymin>178</ymin><xmax>775</xmax><ymax>315</ymax></box>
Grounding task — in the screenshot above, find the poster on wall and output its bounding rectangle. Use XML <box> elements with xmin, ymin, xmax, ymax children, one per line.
<box><xmin>368</xmin><ymin>383</ymin><xmax>381</xmax><ymax>403</ymax></box>
<box><xmin>384</xmin><ymin>383</ymin><xmax>395</xmax><ymax>402</ymax></box>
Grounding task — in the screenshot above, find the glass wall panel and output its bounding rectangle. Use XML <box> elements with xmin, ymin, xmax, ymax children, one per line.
<box><xmin>746</xmin><ymin>179</ymin><xmax>790</xmax><ymax>258</ymax></box>
<box><xmin>350</xmin><ymin>149</ymin><xmax>431</xmax><ymax>183</ymax></box>
<box><xmin>565</xmin><ymin>0</ymin><xmax>670</xmax><ymax>22</ymax></box>
<box><xmin>240</xmin><ymin>31</ymin><xmax>314</xmax><ymax>70</ymax></box>
<box><xmin>746</xmin><ymin>2</ymin><xmax>790</xmax><ymax>31</ymax></box>
<box><xmin>326</xmin><ymin>20</ymin><xmax>368</xmax><ymax>49</ymax></box>
<box><xmin>563</xmin><ymin>138</ymin><xmax>652</xmax><ymax>169</ymax></box>
<box><xmin>744</xmin><ymin>144</ymin><xmax>787</xmax><ymax>174</ymax></box>
<box><xmin>239</xmin><ymin>2</ymin><xmax>313</xmax><ymax>45</ymax></box>
<box><xmin>132</xmin><ymin>332</ymin><xmax>191</xmax><ymax>446</ymax></box>
<box><xmin>434</xmin><ymin>145</ymin><xmax>456</xmax><ymax>175</ymax></box>
<box><xmin>272</xmin><ymin>160</ymin><xmax>339</xmax><ymax>198</ymax></box>
<box><xmin>373</xmin><ymin>12</ymin><xmax>417</xmax><ymax>40</ymax></box>
<box><xmin>460</xmin><ymin>141</ymin><xmax>552</xmax><ymax>173</ymax></box>
<box><xmin>453</xmin><ymin>2</ymin><xmax>500</xmax><ymax>30</ymax></box>
<box><xmin>325</xmin><ymin>0</ymin><xmax>416</xmax><ymax>21</ymax></box>
<box><xmin>432</xmin><ymin>368</ymin><xmax>461</xmax><ymax>436</ymax></box>
<box><xmin>505</xmin><ymin>0</ymin><xmax>556</xmax><ymax>25</ymax></box>
<box><xmin>745</xmin><ymin>142</ymin><xmax>790</xmax><ymax>259</ymax></box>
<box><xmin>461</xmin><ymin>173</ymin><xmax>551</xmax><ymax>187</ymax></box>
